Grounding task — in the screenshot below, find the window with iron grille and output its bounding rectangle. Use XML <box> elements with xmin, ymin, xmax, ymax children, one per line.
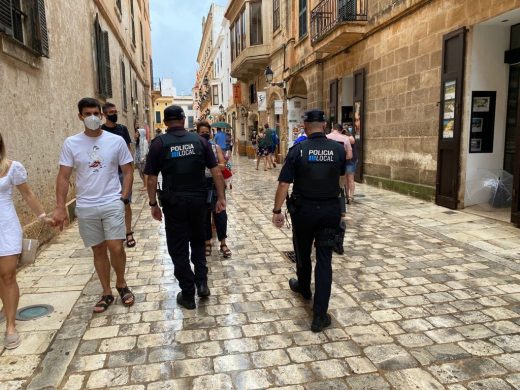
<box><xmin>130</xmin><ymin>0</ymin><xmax>135</xmax><ymax>46</ymax></box>
<box><xmin>250</xmin><ymin>1</ymin><xmax>262</xmax><ymax>46</ymax></box>
<box><xmin>299</xmin><ymin>0</ymin><xmax>307</xmax><ymax>38</ymax></box>
<box><xmin>155</xmin><ymin>111</ymin><xmax>161</xmax><ymax>123</ymax></box>
<box><xmin>94</xmin><ymin>15</ymin><xmax>112</xmax><ymax>98</ymax></box>
<box><xmin>273</xmin><ymin>0</ymin><xmax>280</xmax><ymax>32</ymax></box>
<box><xmin>0</xmin><ymin>0</ymin><xmax>49</xmax><ymax>56</ymax></box>
<box><xmin>121</xmin><ymin>60</ymin><xmax>128</xmax><ymax>111</ymax></box>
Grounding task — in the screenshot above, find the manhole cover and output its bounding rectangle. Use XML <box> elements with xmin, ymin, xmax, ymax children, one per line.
<box><xmin>355</xmin><ymin>194</ymin><xmax>366</xmax><ymax>198</ymax></box>
<box><xmin>16</xmin><ymin>305</ymin><xmax>54</xmax><ymax>321</ymax></box>
<box><xmin>443</xmin><ymin>211</ymin><xmax>458</xmax><ymax>215</ymax></box>
<box><xmin>283</xmin><ymin>251</ymin><xmax>297</xmax><ymax>263</ymax></box>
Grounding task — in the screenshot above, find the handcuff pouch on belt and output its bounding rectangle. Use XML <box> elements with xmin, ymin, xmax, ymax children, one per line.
<box><xmin>286</xmin><ymin>193</ymin><xmax>302</xmax><ymax>215</ymax></box>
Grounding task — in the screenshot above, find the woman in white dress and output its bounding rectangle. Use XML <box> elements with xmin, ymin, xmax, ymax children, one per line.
<box><xmin>0</xmin><ymin>132</ymin><xmax>53</xmax><ymax>349</ymax></box>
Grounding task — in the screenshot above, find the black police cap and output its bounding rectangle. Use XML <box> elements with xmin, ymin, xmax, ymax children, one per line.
<box><xmin>303</xmin><ymin>109</ymin><xmax>326</xmax><ymax>122</ymax></box>
<box><xmin>164</xmin><ymin>105</ymin><xmax>186</xmax><ymax>121</ymax></box>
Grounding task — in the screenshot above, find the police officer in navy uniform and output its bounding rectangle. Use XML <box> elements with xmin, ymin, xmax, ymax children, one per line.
<box><xmin>145</xmin><ymin>105</ymin><xmax>226</xmax><ymax>310</ymax></box>
<box><xmin>272</xmin><ymin>109</ymin><xmax>346</xmax><ymax>332</ymax></box>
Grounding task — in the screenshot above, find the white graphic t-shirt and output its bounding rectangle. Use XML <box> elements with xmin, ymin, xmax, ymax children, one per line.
<box><xmin>59</xmin><ymin>131</ymin><xmax>133</xmax><ymax>207</ymax></box>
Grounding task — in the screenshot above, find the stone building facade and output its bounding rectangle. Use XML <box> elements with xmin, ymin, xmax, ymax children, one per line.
<box><xmin>223</xmin><ymin>0</ymin><xmax>520</xmax><ymax>225</ymax></box>
<box><xmin>0</xmin><ymin>0</ymin><xmax>153</xmax><ymax>234</ymax></box>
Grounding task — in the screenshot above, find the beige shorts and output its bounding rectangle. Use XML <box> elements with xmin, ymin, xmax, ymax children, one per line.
<box><xmin>76</xmin><ymin>200</ymin><xmax>126</xmax><ymax>248</ymax></box>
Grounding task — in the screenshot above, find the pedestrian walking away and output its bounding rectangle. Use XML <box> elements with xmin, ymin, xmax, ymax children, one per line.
<box><xmin>346</xmin><ymin>112</ymin><xmax>361</xmax><ymax>204</ymax></box>
<box><xmin>134</xmin><ymin>126</ymin><xmax>149</xmax><ymax>192</ymax></box>
<box><xmin>214</xmin><ymin>127</ymin><xmax>227</xmax><ymax>152</ymax></box>
<box><xmin>0</xmin><ymin>132</ymin><xmax>54</xmax><ymax>349</ymax></box>
<box><xmin>272</xmin><ymin>109</ymin><xmax>346</xmax><ymax>332</ymax></box>
<box><xmin>256</xmin><ymin>127</ymin><xmax>271</xmax><ymax>171</ymax></box>
<box><xmin>196</xmin><ymin>121</ymin><xmax>232</xmax><ymax>259</ymax></box>
<box><xmin>263</xmin><ymin>124</ymin><xmax>276</xmax><ymax>168</ymax></box>
<box><xmin>101</xmin><ymin>102</ymin><xmax>136</xmax><ymax>248</ymax></box>
<box><xmin>145</xmin><ymin>105</ymin><xmax>226</xmax><ymax>310</ymax></box>
<box><xmin>53</xmin><ymin>97</ymin><xmax>135</xmax><ymax>314</ymax></box>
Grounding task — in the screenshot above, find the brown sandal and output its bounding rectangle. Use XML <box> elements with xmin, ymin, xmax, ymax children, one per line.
<box><xmin>116</xmin><ymin>286</ymin><xmax>135</xmax><ymax>307</ymax></box>
<box><xmin>220</xmin><ymin>244</ymin><xmax>232</xmax><ymax>258</ymax></box>
<box><xmin>205</xmin><ymin>243</ymin><xmax>212</xmax><ymax>257</ymax></box>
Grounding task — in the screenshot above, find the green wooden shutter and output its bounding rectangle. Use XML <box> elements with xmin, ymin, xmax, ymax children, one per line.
<box><xmin>0</xmin><ymin>0</ymin><xmax>13</xmax><ymax>35</ymax></box>
<box><xmin>35</xmin><ymin>0</ymin><xmax>49</xmax><ymax>56</ymax></box>
<box><xmin>103</xmin><ymin>31</ymin><xmax>112</xmax><ymax>97</ymax></box>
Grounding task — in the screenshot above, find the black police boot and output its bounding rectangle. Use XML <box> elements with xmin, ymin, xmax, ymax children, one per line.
<box><xmin>311</xmin><ymin>313</ymin><xmax>331</xmax><ymax>333</ymax></box>
<box><xmin>176</xmin><ymin>292</ymin><xmax>196</xmax><ymax>310</ymax></box>
<box><xmin>196</xmin><ymin>281</ymin><xmax>211</xmax><ymax>297</ymax></box>
<box><xmin>289</xmin><ymin>278</ymin><xmax>312</xmax><ymax>300</ymax></box>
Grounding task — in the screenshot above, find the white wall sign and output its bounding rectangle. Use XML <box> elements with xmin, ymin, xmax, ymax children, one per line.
<box><xmin>258</xmin><ymin>91</ymin><xmax>267</xmax><ymax>111</ymax></box>
<box><xmin>274</xmin><ymin>100</ymin><xmax>284</xmax><ymax>115</ymax></box>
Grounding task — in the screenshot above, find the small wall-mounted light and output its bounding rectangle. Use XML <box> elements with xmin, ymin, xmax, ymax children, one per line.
<box><xmin>264</xmin><ymin>65</ymin><xmax>285</xmax><ymax>88</ymax></box>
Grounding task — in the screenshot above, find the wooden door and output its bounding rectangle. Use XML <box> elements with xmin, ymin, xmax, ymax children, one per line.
<box><xmin>435</xmin><ymin>28</ymin><xmax>466</xmax><ymax>209</ymax></box>
<box><xmin>329</xmin><ymin>79</ymin><xmax>339</xmax><ymax>126</ymax></box>
<box><xmin>353</xmin><ymin>68</ymin><xmax>365</xmax><ymax>182</ymax></box>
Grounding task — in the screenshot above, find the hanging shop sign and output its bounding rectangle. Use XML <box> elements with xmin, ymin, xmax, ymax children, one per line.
<box><xmin>274</xmin><ymin>100</ymin><xmax>284</xmax><ymax>115</ymax></box>
<box><xmin>232</xmin><ymin>83</ymin><xmax>241</xmax><ymax>104</ymax></box>
<box><xmin>258</xmin><ymin>91</ymin><xmax>267</xmax><ymax>111</ymax></box>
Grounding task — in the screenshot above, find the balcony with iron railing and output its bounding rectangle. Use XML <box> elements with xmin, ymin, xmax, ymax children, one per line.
<box><xmin>311</xmin><ymin>0</ymin><xmax>368</xmax><ymax>52</ymax></box>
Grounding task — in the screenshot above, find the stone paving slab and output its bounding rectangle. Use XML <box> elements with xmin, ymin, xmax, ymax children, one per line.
<box><xmin>0</xmin><ymin>157</ymin><xmax>519</xmax><ymax>389</ymax></box>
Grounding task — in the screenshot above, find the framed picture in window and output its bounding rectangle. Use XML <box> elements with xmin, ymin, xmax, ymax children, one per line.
<box><xmin>471</xmin><ymin>118</ymin><xmax>483</xmax><ymax>133</ymax></box>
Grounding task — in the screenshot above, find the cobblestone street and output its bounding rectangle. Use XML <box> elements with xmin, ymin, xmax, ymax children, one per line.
<box><xmin>1</xmin><ymin>157</ymin><xmax>520</xmax><ymax>389</ymax></box>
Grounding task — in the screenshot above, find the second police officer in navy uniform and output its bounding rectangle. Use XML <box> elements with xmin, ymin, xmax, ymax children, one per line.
<box><xmin>145</xmin><ymin>105</ymin><xmax>226</xmax><ymax>310</ymax></box>
<box><xmin>272</xmin><ymin>109</ymin><xmax>346</xmax><ymax>332</ymax></box>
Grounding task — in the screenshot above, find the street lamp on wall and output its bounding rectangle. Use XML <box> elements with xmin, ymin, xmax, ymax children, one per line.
<box><xmin>264</xmin><ymin>66</ymin><xmax>285</xmax><ymax>89</ymax></box>
<box><xmin>205</xmin><ymin>108</ymin><xmax>211</xmax><ymax>116</ymax></box>
<box><xmin>219</xmin><ymin>104</ymin><xmax>225</xmax><ymax>115</ymax></box>
<box><xmin>265</xmin><ymin>66</ymin><xmax>274</xmax><ymax>84</ymax></box>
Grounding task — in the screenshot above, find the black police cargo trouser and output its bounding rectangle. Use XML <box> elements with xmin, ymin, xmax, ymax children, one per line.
<box><xmin>163</xmin><ymin>196</ymin><xmax>208</xmax><ymax>297</ymax></box>
<box><xmin>291</xmin><ymin>200</ymin><xmax>341</xmax><ymax>316</ymax></box>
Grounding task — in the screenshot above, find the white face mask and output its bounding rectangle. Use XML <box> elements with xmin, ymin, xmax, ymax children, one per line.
<box><xmin>84</xmin><ymin>115</ymin><xmax>102</xmax><ymax>130</ymax></box>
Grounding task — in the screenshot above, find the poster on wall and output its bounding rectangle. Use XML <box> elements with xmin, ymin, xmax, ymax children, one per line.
<box><xmin>443</xmin><ymin>100</ymin><xmax>455</xmax><ymax>119</ymax></box>
<box><xmin>471</xmin><ymin>118</ymin><xmax>483</xmax><ymax>133</ymax></box>
<box><xmin>443</xmin><ymin>119</ymin><xmax>454</xmax><ymax>139</ymax></box>
<box><xmin>473</xmin><ymin>96</ymin><xmax>490</xmax><ymax>112</ymax></box>
<box><xmin>444</xmin><ymin>80</ymin><xmax>456</xmax><ymax>100</ymax></box>
<box><xmin>257</xmin><ymin>91</ymin><xmax>267</xmax><ymax>111</ymax></box>
<box><xmin>470</xmin><ymin>138</ymin><xmax>482</xmax><ymax>152</ymax></box>
<box><xmin>354</xmin><ymin>101</ymin><xmax>362</xmax><ymax>140</ymax></box>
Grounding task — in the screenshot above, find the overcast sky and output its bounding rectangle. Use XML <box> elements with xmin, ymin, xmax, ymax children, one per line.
<box><xmin>150</xmin><ymin>0</ymin><xmax>228</xmax><ymax>96</ymax></box>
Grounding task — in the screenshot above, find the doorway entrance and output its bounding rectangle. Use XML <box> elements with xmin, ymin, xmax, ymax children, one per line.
<box><xmin>339</xmin><ymin>69</ymin><xmax>365</xmax><ymax>182</ymax></box>
<box><xmin>463</xmin><ymin>14</ymin><xmax>520</xmax><ymax>226</ymax></box>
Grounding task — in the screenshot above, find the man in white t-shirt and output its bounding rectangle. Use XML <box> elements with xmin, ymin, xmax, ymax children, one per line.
<box><xmin>53</xmin><ymin>98</ymin><xmax>135</xmax><ymax>314</ymax></box>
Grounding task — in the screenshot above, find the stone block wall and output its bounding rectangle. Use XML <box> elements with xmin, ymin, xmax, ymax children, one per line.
<box><xmin>0</xmin><ymin>0</ymin><xmax>151</xmax><ymax>237</ymax></box>
<box><xmin>316</xmin><ymin>0</ymin><xmax>520</xmax><ymax>190</ymax></box>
